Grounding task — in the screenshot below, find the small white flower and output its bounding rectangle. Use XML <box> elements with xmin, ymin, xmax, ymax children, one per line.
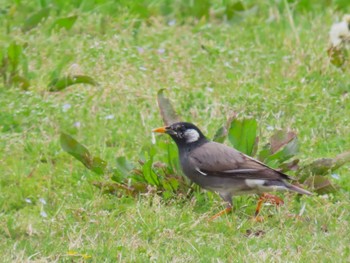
<box><xmin>25</xmin><ymin>198</ymin><xmax>32</xmax><ymax>203</ymax></box>
<box><xmin>206</xmin><ymin>87</ymin><xmax>213</xmax><ymax>92</ymax></box>
<box><xmin>331</xmin><ymin>173</ymin><xmax>340</xmax><ymax>180</ymax></box>
<box><xmin>74</xmin><ymin>121</ymin><xmax>81</xmax><ymax>128</ymax></box>
<box><xmin>62</xmin><ymin>103</ymin><xmax>71</xmax><ymax>112</ymax></box>
<box><xmin>168</xmin><ymin>20</ymin><xmax>176</xmax><ymax>26</ymax></box>
<box><xmin>329</xmin><ymin>15</ymin><xmax>350</xmax><ymax>47</ymax></box>
<box><xmin>139</xmin><ymin>66</ymin><xmax>147</xmax><ymax>71</ymax></box>
<box><xmin>105</xmin><ymin>114</ymin><xmax>114</xmax><ymax>120</ymax></box>
<box><xmin>39</xmin><ymin>198</ymin><xmax>47</xmax><ymax>205</ymax></box>
<box><xmin>137</xmin><ymin>47</ymin><xmax>144</xmax><ymax>54</ymax></box>
<box><xmin>157</xmin><ymin>48</ymin><xmax>165</xmax><ymax>54</ymax></box>
<box><xmin>266</xmin><ymin>125</ymin><xmax>274</xmax><ymax>131</ymax></box>
<box><xmin>40</xmin><ymin>210</ymin><xmax>48</xmax><ymax>218</ymax></box>
<box><xmin>224</xmin><ymin>62</ymin><xmax>233</xmax><ymax>68</ymax></box>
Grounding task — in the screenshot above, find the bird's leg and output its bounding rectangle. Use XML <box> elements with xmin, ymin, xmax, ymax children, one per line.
<box><xmin>254</xmin><ymin>193</ymin><xmax>284</xmax><ymax>219</ymax></box>
<box><xmin>208</xmin><ymin>204</ymin><xmax>232</xmax><ymax>222</ymax></box>
<box><xmin>208</xmin><ymin>194</ymin><xmax>233</xmax><ymax>222</ymax></box>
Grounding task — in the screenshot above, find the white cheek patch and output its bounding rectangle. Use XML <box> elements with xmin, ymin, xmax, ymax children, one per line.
<box><xmin>184</xmin><ymin>129</ymin><xmax>200</xmax><ymax>143</ymax></box>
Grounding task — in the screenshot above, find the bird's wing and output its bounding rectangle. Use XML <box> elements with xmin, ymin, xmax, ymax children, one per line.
<box><xmin>189</xmin><ymin>141</ymin><xmax>290</xmax><ymax>180</ymax></box>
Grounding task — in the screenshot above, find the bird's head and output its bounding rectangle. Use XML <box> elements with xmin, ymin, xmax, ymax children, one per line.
<box><xmin>152</xmin><ymin>122</ymin><xmax>207</xmax><ymax>146</ymax></box>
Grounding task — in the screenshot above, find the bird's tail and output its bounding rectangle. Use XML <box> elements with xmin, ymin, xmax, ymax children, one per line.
<box><xmin>287</xmin><ymin>183</ymin><xmax>312</xmax><ymax>195</ymax></box>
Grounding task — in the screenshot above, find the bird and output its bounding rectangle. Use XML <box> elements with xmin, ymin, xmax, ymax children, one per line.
<box><xmin>153</xmin><ymin>122</ymin><xmax>311</xmax><ymax>220</ymax></box>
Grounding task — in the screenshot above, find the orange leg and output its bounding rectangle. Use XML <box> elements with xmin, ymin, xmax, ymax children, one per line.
<box><xmin>254</xmin><ymin>193</ymin><xmax>284</xmax><ymax>217</ymax></box>
<box><xmin>208</xmin><ymin>206</ymin><xmax>232</xmax><ymax>222</ymax></box>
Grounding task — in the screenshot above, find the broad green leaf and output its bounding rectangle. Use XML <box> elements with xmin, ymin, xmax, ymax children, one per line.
<box><xmin>130</xmin><ymin>3</ymin><xmax>151</xmax><ymax>19</ymax></box>
<box><xmin>48</xmin><ymin>75</ymin><xmax>97</xmax><ymax>91</ymax></box>
<box><xmin>213</xmin><ymin>113</ymin><xmax>237</xmax><ymax>143</ymax></box>
<box><xmin>162</xmin><ymin>190</ymin><xmax>173</xmax><ymax>199</ymax></box>
<box><xmin>112</xmin><ymin>156</ymin><xmax>135</xmax><ymax>182</ymax></box>
<box><xmin>91</xmin><ymin>157</ymin><xmax>107</xmax><ymax>175</ymax></box>
<box><xmin>333</xmin><ymin>151</ymin><xmax>350</xmax><ymax>169</ymax></box>
<box><xmin>228</xmin><ymin>118</ymin><xmax>257</xmax><ymax>156</ymax></box>
<box><xmin>167</xmin><ymin>177</ymin><xmax>180</xmax><ymax>191</ymax></box>
<box><xmin>157</xmin><ymin>89</ymin><xmax>180</xmax><ymax>125</ymax></box>
<box><xmin>11</xmin><ymin>75</ymin><xmax>30</xmax><ymax>90</ymax></box>
<box><xmin>154</xmin><ymin>140</ymin><xmax>179</xmax><ymax>173</ymax></box>
<box><xmin>213</xmin><ymin>126</ymin><xmax>226</xmax><ymax>143</ymax></box>
<box><xmin>7</xmin><ymin>42</ymin><xmax>22</xmax><ymax>72</ymax></box>
<box><xmin>191</xmin><ymin>0</ymin><xmax>210</xmax><ymax>19</ymax></box>
<box><xmin>160</xmin><ymin>0</ymin><xmax>173</xmax><ymax>16</ymax></box>
<box><xmin>167</xmin><ymin>143</ymin><xmax>179</xmax><ymax>172</ymax></box>
<box><xmin>270</xmin><ymin>130</ymin><xmax>297</xmax><ymax>154</ymax></box>
<box><xmin>60</xmin><ymin>132</ymin><xmax>91</xmax><ymax>166</ymax></box>
<box><xmin>301</xmin><ymin>158</ymin><xmax>333</xmax><ymax>178</ymax></box>
<box><xmin>132</xmin><ymin>20</ymin><xmax>142</xmax><ymax>39</ymax></box>
<box><xmin>131</xmin><ymin>181</ymin><xmax>148</xmax><ymax>193</ymax></box>
<box><xmin>299</xmin><ymin>151</ymin><xmax>350</xmax><ymax>181</ymax></box>
<box><xmin>225</xmin><ymin>1</ymin><xmax>245</xmax><ymax>19</ymax></box>
<box><xmin>279</xmin><ymin>159</ymin><xmax>299</xmax><ymax>172</ymax></box>
<box><xmin>49</xmin><ymin>56</ymin><xmax>72</xmax><ymax>79</ymax></box>
<box><xmin>0</xmin><ymin>6</ymin><xmax>10</xmax><ymax>16</ymax></box>
<box><xmin>251</xmin><ymin>136</ymin><xmax>259</xmax><ymax>157</ymax></box>
<box><xmin>142</xmin><ymin>159</ymin><xmax>159</xmax><ymax>186</ymax></box>
<box><xmin>50</xmin><ymin>15</ymin><xmax>78</xmax><ymax>32</ymax></box>
<box><xmin>264</xmin><ymin>137</ymin><xmax>298</xmax><ymax>165</ymax></box>
<box><xmin>304</xmin><ymin>176</ymin><xmax>338</xmax><ymax>194</ymax></box>
<box><xmin>179</xmin><ymin>0</ymin><xmax>210</xmax><ymax>20</ymax></box>
<box><xmin>257</xmin><ymin>143</ymin><xmax>271</xmax><ymax>162</ymax></box>
<box><xmin>60</xmin><ymin>133</ymin><xmax>107</xmax><ymax>175</ymax></box>
<box><xmin>0</xmin><ymin>49</ymin><xmax>4</xmax><ymax>79</ymax></box>
<box><xmin>22</xmin><ymin>7</ymin><xmax>50</xmax><ymax>32</ymax></box>
<box><xmin>115</xmin><ymin>156</ymin><xmax>134</xmax><ymax>175</ymax></box>
<box><xmin>258</xmin><ymin>130</ymin><xmax>298</xmax><ymax>166</ymax></box>
<box><xmin>161</xmin><ymin>180</ymin><xmax>173</xmax><ymax>192</ymax></box>
<box><xmin>212</xmin><ymin>1</ymin><xmax>257</xmax><ymax>22</ymax></box>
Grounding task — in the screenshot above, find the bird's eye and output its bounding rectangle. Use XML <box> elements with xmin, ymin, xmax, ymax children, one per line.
<box><xmin>174</xmin><ymin>125</ymin><xmax>184</xmax><ymax>132</ymax></box>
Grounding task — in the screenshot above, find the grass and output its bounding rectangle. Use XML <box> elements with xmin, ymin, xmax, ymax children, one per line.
<box><xmin>1</xmin><ymin>0</ymin><xmax>350</xmax><ymax>261</ymax></box>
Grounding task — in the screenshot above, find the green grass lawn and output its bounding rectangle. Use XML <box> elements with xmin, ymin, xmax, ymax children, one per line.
<box><xmin>1</xmin><ymin>1</ymin><xmax>350</xmax><ymax>262</ymax></box>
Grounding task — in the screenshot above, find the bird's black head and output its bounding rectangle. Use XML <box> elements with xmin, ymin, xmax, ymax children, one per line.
<box><xmin>153</xmin><ymin>122</ymin><xmax>207</xmax><ymax>147</ymax></box>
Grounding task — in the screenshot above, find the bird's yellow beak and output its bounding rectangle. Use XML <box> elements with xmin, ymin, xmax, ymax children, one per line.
<box><xmin>152</xmin><ymin>126</ymin><xmax>167</xmax><ymax>133</ymax></box>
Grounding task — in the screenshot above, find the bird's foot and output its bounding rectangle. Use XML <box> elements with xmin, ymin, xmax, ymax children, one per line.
<box><xmin>251</xmin><ymin>215</ymin><xmax>265</xmax><ymax>223</ymax></box>
<box><xmin>254</xmin><ymin>193</ymin><xmax>284</xmax><ymax>217</ymax></box>
<box><xmin>208</xmin><ymin>206</ymin><xmax>232</xmax><ymax>222</ymax></box>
